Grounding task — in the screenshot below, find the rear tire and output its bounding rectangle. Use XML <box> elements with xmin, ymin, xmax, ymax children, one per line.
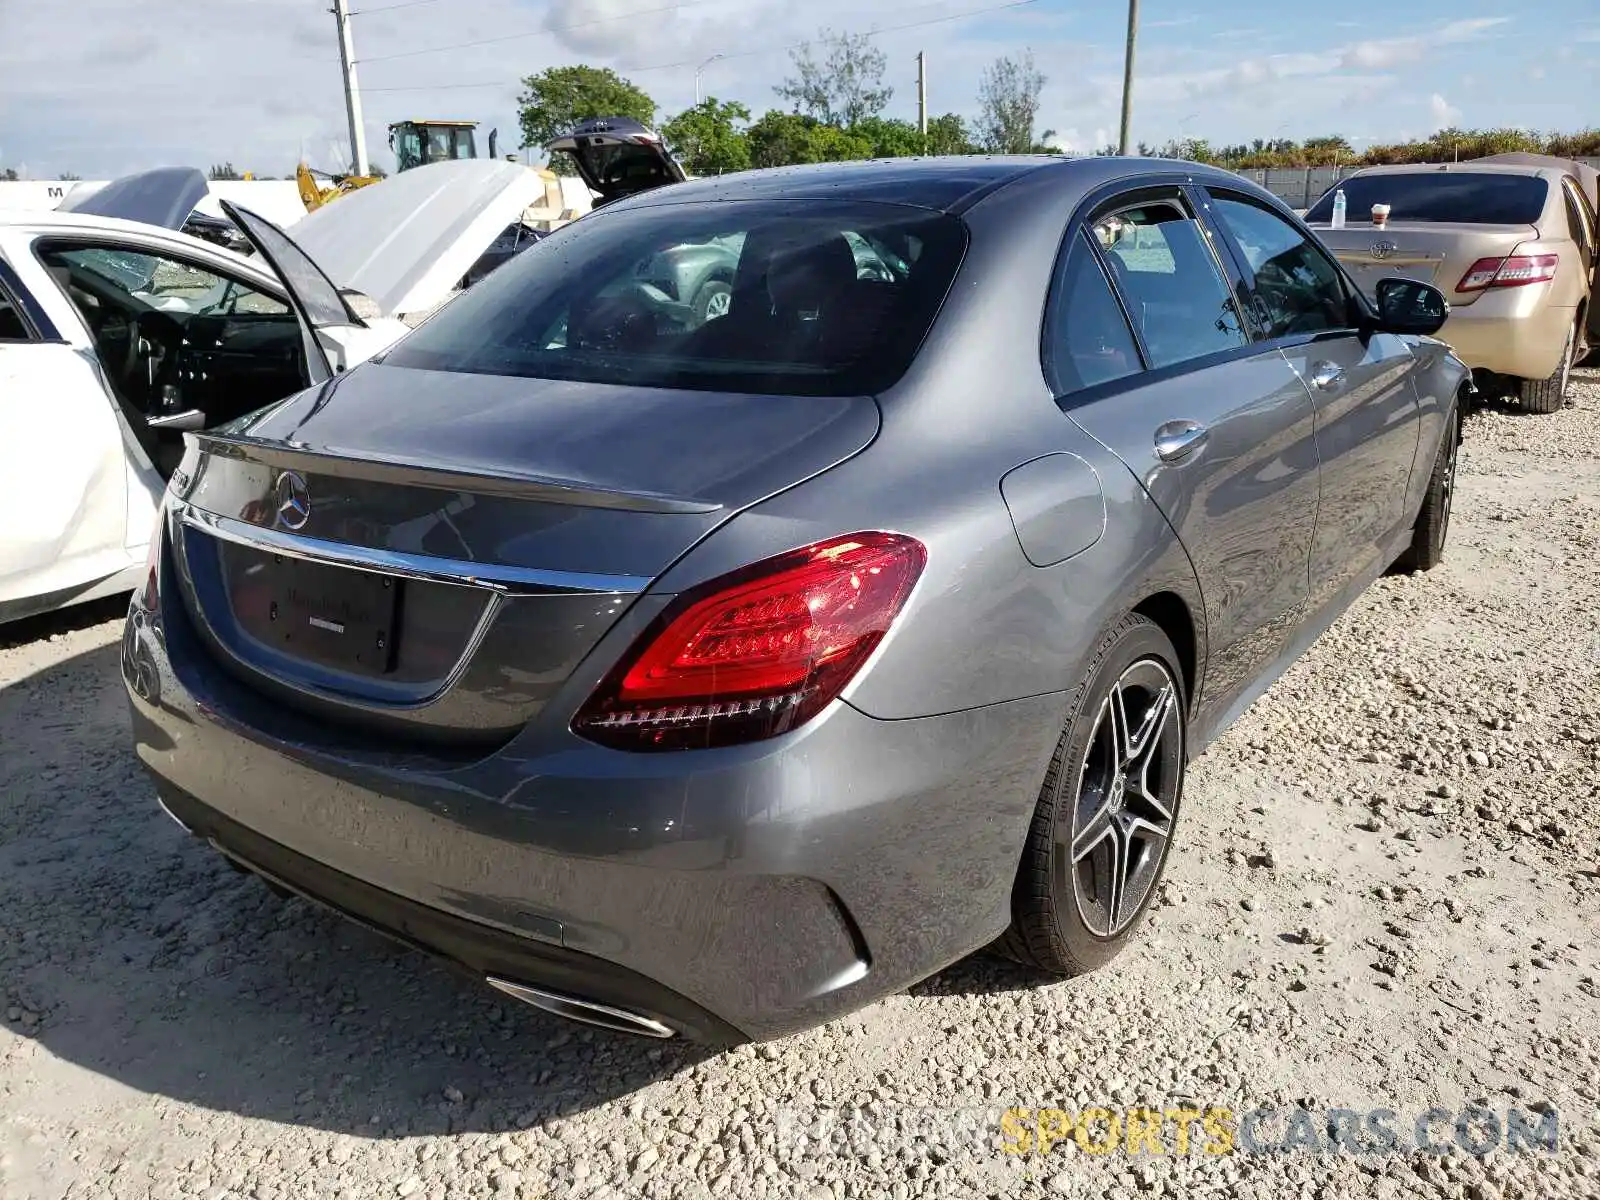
<box><xmin>1517</xmin><ymin>319</ymin><xmax>1576</xmax><ymax>414</ymax></box>
<box><xmin>998</xmin><ymin>614</ymin><xmax>1186</xmax><ymax>976</ymax></box>
<box><xmin>1396</xmin><ymin>402</ymin><xmax>1460</xmax><ymax>573</ymax></box>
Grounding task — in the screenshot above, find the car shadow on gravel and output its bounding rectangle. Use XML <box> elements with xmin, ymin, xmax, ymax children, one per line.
<box><xmin>1</xmin><ymin>638</ymin><xmax>711</xmax><ymax>1136</ymax></box>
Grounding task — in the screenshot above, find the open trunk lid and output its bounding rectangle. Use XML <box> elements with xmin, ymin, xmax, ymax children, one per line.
<box><xmin>59</xmin><ymin>166</ymin><xmax>208</xmax><ymax>230</ymax></box>
<box><xmin>1313</xmin><ymin>221</ymin><xmax>1538</xmax><ymax>306</ymax></box>
<box><xmin>166</xmin><ymin>363</ymin><xmax>879</xmax><ymax>747</ymax></box>
<box><xmin>545</xmin><ymin>117</ymin><xmax>687</xmax><ymax>207</ymax></box>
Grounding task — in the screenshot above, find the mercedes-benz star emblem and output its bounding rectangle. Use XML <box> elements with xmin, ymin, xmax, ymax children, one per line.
<box><xmin>1370</xmin><ymin>240</ymin><xmax>1397</xmax><ymax>261</ymax></box>
<box><xmin>274</xmin><ymin>470</ymin><xmax>311</xmax><ymax>531</ymax></box>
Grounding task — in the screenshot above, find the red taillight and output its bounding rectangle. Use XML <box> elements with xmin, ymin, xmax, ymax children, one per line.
<box><xmin>574</xmin><ymin>532</ymin><xmax>926</xmax><ymax>751</ymax></box>
<box><xmin>1456</xmin><ymin>254</ymin><xmax>1558</xmax><ymax>293</ymax></box>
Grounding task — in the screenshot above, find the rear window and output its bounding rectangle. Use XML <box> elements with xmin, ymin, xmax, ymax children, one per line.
<box><xmin>382</xmin><ymin>200</ymin><xmax>968</xmax><ymax>397</ymax></box>
<box><xmin>1306</xmin><ymin>173</ymin><xmax>1548</xmax><ymax>225</ymax></box>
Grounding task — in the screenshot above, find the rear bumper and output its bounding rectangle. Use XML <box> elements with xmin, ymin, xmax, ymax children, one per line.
<box><xmin>1436</xmin><ymin>292</ymin><xmax>1576</xmax><ymax>380</ymax></box>
<box><xmin>124</xmin><ymin>571</ymin><xmax>1064</xmax><ymax>1042</ymax></box>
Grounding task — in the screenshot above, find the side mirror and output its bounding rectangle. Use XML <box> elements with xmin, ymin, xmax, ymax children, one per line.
<box><xmin>1374</xmin><ymin>277</ymin><xmax>1449</xmax><ymax>337</ymax></box>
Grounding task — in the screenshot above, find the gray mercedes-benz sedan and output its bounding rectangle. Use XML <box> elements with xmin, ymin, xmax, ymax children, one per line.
<box><xmin>123</xmin><ymin>156</ymin><xmax>1468</xmax><ymax>1044</ymax></box>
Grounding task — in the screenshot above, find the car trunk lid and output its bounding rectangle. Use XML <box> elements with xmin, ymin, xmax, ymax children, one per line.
<box><xmin>1313</xmin><ymin>221</ymin><xmax>1538</xmax><ymax>307</ymax></box>
<box><xmin>167</xmin><ymin>363</ymin><xmax>879</xmax><ymax>747</ymax></box>
<box><xmin>544</xmin><ymin>117</ymin><xmax>687</xmax><ymax>207</ymax></box>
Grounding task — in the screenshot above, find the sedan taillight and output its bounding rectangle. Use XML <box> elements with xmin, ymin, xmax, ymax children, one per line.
<box><xmin>1456</xmin><ymin>254</ymin><xmax>1558</xmax><ymax>293</ymax></box>
<box><xmin>574</xmin><ymin>532</ymin><xmax>926</xmax><ymax>751</ymax></box>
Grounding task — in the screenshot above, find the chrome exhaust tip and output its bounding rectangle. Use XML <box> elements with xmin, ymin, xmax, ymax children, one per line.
<box><xmin>485</xmin><ymin>977</ymin><xmax>675</xmax><ymax>1039</ymax></box>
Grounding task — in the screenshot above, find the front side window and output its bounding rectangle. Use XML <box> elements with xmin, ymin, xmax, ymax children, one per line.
<box><xmin>1209</xmin><ymin>194</ymin><xmax>1352</xmax><ymax>340</ymax></box>
<box><xmin>384</xmin><ymin>200</ymin><xmax>969</xmax><ymax>397</ymax></box>
<box><xmin>36</xmin><ymin>241</ymin><xmax>302</xmax><ymax>433</ymax></box>
<box><xmin>1092</xmin><ymin>200</ymin><xmax>1248</xmax><ymax>370</ymax></box>
<box><xmin>1044</xmin><ymin>230</ymin><xmax>1142</xmax><ymax>394</ymax></box>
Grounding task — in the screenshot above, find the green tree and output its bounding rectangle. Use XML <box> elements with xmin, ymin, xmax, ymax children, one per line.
<box><xmin>0</xmin><ymin>167</ymin><xmax>17</xmax><ymax>182</ymax></box>
<box><xmin>56</xmin><ymin>171</ymin><xmax>82</xmax><ymax>181</ymax></box>
<box><xmin>976</xmin><ymin>51</ymin><xmax>1047</xmax><ymax>154</ymax></box>
<box><xmin>517</xmin><ymin>65</ymin><xmax>656</xmax><ymax>154</ymax></box>
<box><xmin>208</xmin><ymin>162</ymin><xmax>242</xmax><ymax>181</ymax></box>
<box><xmin>663</xmin><ymin>99</ymin><xmax>752</xmax><ymax>175</ymax></box>
<box><xmin>776</xmin><ymin>28</ymin><xmax>892</xmax><ymax>128</ymax></box>
<box><xmin>926</xmin><ymin>113</ymin><xmax>979</xmax><ymax>156</ymax></box>
<box><xmin>851</xmin><ymin>116</ymin><xmax>923</xmax><ymax>158</ymax></box>
<box><xmin>747</xmin><ymin>111</ymin><xmax>872</xmax><ymax>168</ymax></box>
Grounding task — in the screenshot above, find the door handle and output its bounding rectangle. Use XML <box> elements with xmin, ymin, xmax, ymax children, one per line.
<box><xmin>1154</xmin><ymin>419</ymin><xmax>1209</xmax><ymax>463</ymax></box>
<box><xmin>1310</xmin><ymin>360</ymin><xmax>1345</xmax><ymax>391</ymax></box>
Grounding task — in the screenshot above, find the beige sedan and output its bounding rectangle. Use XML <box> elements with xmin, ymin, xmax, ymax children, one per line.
<box><xmin>1307</xmin><ymin>157</ymin><xmax>1599</xmax><ymax>413</ymax></box>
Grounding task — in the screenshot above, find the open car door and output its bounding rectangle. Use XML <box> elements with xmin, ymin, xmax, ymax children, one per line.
<box><xmin>545</xmin><ymin>117</ymin><xmax>688</xmax><ymax>208</ymax></box>
<box><xmin>220</xmin><ymin>200</ymin><xmax>373</xmax><ymax>383</ymax></box>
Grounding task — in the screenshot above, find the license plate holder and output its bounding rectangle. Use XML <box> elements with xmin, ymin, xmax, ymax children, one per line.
<box><xmin>227</xmin><ymin>547</ymin><xmax>402</xmax><ymax>675</ymax></box>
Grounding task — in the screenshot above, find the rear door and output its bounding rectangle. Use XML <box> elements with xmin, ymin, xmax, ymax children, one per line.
<box><xmin>1558</xmin><ymin>176</ymin><xmax>1600</xmax><ymax>343</ymax></box>
<box><xmin>1200</xmin><ymin>186</ymin><xmax>1421</xmax><ymax>605</ymax></box>
<box><xmin>1052</xmin><ymin>186</ymin><xmax>1322</xmax><ymax>730</ymax></box>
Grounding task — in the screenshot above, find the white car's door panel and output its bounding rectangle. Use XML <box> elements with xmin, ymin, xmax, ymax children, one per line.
<box><xmin>0</xmin><ymin>341</ymin><xmax>138</xmax><ymax>606</ymax></box>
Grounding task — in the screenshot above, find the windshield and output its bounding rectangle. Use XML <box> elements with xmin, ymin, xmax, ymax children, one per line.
<box><xmin>1307</xmin><ymin>173</ymin><xmax>1549</xmax><ymax>225</ymax></box>
<box><xmin>383</xmin><ymin>200</ymin><xmax>968</xmax><ymax>397</ymax></box>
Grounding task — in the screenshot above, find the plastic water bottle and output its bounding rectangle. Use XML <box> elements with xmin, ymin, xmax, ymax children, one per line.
<box><xmin>1331</xmin><ymin>187</ymin><xmax>1347</xmax><ymax>229</ymax></box>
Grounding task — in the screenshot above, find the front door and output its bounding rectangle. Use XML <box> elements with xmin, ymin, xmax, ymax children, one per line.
<box><xmin>1199</xmin><ymin>187</ymin><xmax>1421</xmax><ymax>607</ymax></box>
<box><xmin>1053</xmin><ymin>187</ymin><xmax>1323</xmax><ymax>732</ymax></box>
<box><xmin>0</xmin><ymin>270</ymin><xmax>132</xmax><ymax>615</ymax></box>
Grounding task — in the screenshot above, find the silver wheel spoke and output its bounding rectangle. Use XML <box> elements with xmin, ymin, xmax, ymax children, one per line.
<box><xmin>1066</xmin><ymin>658</ymin><xmax>1184</xmax><ymax>939</ymax></box>
<box><xmin>1103</xmin><ymin>821</ymin><xmax>1128</xmax><ymax>933</ymax></box>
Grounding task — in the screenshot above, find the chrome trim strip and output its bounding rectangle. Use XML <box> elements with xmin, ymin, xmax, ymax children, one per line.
<box><xmin>485</xmin><ymin>977</ymin><xmax>676</xmax><ymax>1039</ymax></box>
<box><xmin>175</xmin><ymin>503</ymin><xmax>649</xmax><ymax>596</ymax></box>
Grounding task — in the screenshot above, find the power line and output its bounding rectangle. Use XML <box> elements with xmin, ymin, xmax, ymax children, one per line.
<box><xmin>360</xmin><ymin>0</ymin><xmax>1039</xmax><ymax>92</ymax></box>
<box><xmin>358</xmin><ymin>0</ymin><xmax>733</xmax><ymax>65</ymax></box>
<box><xmin>349</xmin><ymin>0</ymin><xmax>448</xmax><ymax>13</ymax></box>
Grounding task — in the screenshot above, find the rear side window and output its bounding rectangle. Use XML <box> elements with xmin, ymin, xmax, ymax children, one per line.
<box><xmin>0</xmin><ymin>281</ymin><xmax>31</xmax><ymax>341</ymax></box>
<box><xmin>1093</xmin><ymin>201</ymin><xmax>1248</xmax><ymax>370</ymax></box>
<box><xmin>1306</xmin><ymin>173</ymin><xmax>1549</xmax><ymax>225</ymax></box>
<box><xmin>383</xmin><ymin>200</ymin><xmax>968</xmax><ymax>397</ymax></box>
<box><xmin>1044</xmin><ymin>231</ymin><xmax>1142</xmax><ymax>394</ymax></box>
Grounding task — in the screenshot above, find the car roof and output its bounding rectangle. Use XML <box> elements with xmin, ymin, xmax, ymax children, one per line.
<box><xmin>594</xmin><ymin>154</ymin><xmax>1270</xmax><ymax>216</ymax></box>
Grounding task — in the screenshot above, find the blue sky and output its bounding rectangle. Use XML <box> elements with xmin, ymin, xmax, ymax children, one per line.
<box><xmin>1</xmin><ymin>0</ymin><xmax>1597</xmax><ymax>178</ymax></box>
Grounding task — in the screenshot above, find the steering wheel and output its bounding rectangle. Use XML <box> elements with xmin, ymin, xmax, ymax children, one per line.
<box><xmin>123</xmin><ymin>309</ymin><xmax>187</xmax><ymax>411</ymax></box>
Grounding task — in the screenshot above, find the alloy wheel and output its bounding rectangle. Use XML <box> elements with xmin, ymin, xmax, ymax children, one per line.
<box><xmin>1439</xmin><ymin>420</ymin><xmax>1458</xmax><ymax>543</ymax></box>
<box><xmin>1062</xmin><ymin>659</ymin><xmax>1184</xmax><ymax>938</ymax></box>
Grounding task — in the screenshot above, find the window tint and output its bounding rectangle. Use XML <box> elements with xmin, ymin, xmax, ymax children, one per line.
<box><xmin>385</xmin><ymin>200</ymin><xmax>968</xmax><ymax>397</ymax></box>
<box><xmin>1045</xmin><ymin>231</ymin><xmax>1141</xmax><ymax>393</ymax></box>
<box><xmin>1305</xmin><ymin>173</ymin><xmax>1548</xmax><ymax>225</ymax></box>
<box><xmin>1093</xmin><ymin>201</ymin><xmax>1248</xmax><ymax>370</ymax></box>
<box><xmin>0</xmin><ymin>282</ymin><xmax>30</xmax><ymax>341</ymax></box>
<box><xmin>1210</xmin><ymin>195</ymin><xmax>1351</xmax><ymax>339</ymax></box>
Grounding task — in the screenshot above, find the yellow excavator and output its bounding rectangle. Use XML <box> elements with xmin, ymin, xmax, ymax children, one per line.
<box><xmin>298</xmin><ymin>120</ymin><xmax>533</xmax><ymax>212</ymax></box>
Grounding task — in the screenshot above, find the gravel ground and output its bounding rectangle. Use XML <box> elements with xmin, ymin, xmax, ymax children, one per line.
<box><xmin>3</xmin><ymin>370</ymin><xmax>1598</xmax><ymax>1200</ymax></box>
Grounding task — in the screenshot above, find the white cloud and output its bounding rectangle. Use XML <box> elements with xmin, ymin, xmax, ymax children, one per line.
<box><xmin>1429</xmin><ymin>93</ymin><xmax>1461</xmax><ymax>131</ymax></box>
<box><xmin>1529</xmin><ymin>66</ymin><xmax>1546</xmax><ymax>81</ymax></box>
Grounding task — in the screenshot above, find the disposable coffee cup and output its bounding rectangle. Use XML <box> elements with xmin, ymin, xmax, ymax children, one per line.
<box><xmin>1372</xmin><ymin>203</ymin><xmax>1391</xmax><ymax>228</ymax></box>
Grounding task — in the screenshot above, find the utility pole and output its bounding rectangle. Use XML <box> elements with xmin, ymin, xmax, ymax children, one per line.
<box><xmin>916</xmin><ymin>52</ymin><xmax>928</xmax><ymax>152</ymax></box>
<box><xmin>1117</xmin><ymin>0</ymin><xmax>1139</xmax><ymax>155</ymax></box>
<box><xmin>332</xmin><ymin>0</ymin><xmax>370</xmax><ymax>177</ymax></box>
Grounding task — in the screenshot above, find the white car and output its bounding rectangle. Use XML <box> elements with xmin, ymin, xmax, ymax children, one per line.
<box><xmin>0</xmin><ymin>160</ymin><xmax>553</xmax><ymax>625</ymax></box>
